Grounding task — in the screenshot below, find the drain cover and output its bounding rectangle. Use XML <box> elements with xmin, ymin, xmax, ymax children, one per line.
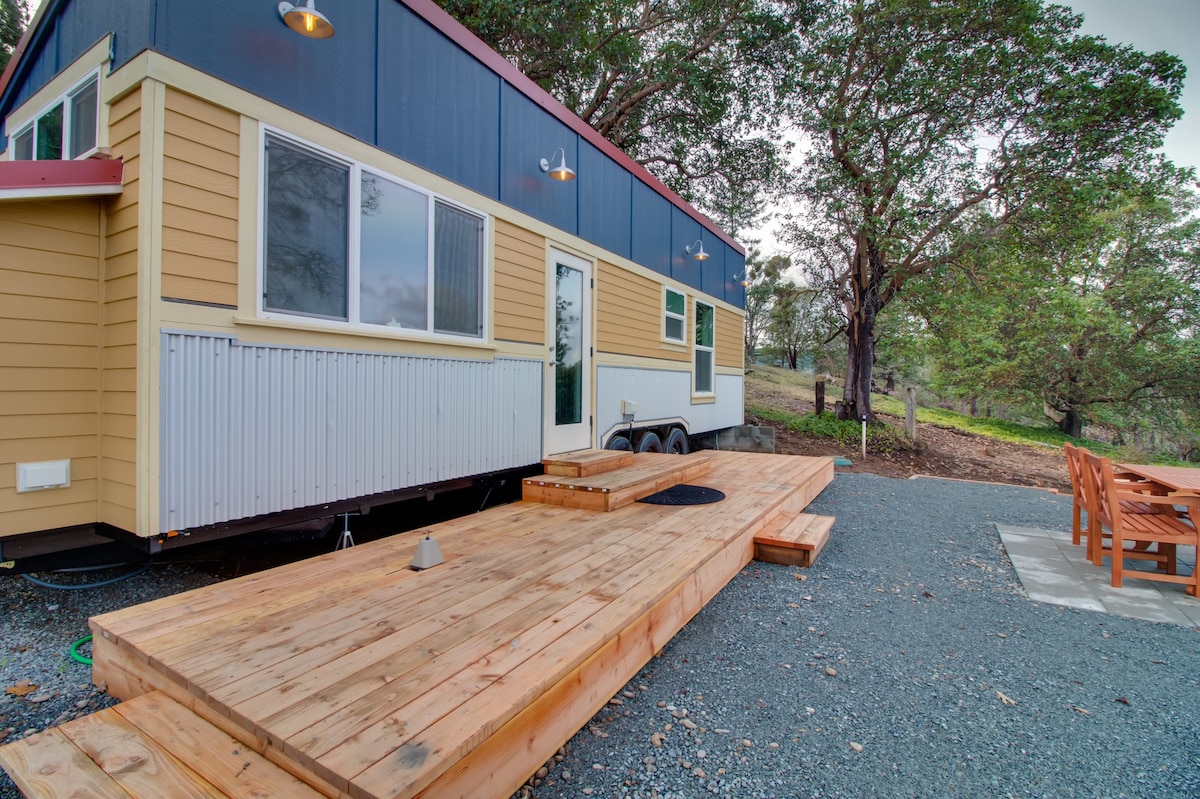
<box><xmin>637</xmin><ymin>485</ymin><xmax>726</xmax><ymax>506</ymax></box>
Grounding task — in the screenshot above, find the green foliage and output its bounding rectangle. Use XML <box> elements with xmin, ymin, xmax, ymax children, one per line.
<box><xmin>907</xmin><ymin>165</ymin><xmax>1200</xmax><ymax>441</ymax></box>
<box><xmin>785</xmin><ymin>0</ymin><xmax>1186</xmax><ymax>422</ymax></box>
<box><xmin>0</xmin><ymin>0</ymin><xmax>29</xmax><ymax>74</ymax></box>
<box><xmin>747</xmin><ymin>405</ymin><xmax>910</xmax><ymax>453</ymax></box>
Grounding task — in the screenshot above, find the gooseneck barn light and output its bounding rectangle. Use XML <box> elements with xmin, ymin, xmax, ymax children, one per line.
<box><xmin>278</xmin><ymin>0</ymin><xmax>335</xmax><ymax>39</ymax></box>
<box><xmin>685</xmin><ymin>239</ymin><xmax>710</xmax><ymax>261</ymax></box>
<box><xmin>539</xmin><ymin>148</ymin><xmax>576</xmax><ymax>181</ymax></box>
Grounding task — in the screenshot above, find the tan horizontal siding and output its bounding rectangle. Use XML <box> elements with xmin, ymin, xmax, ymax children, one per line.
<box><xmin>0</xmin><ymin>200</ymin><xmax>101</xmax><ymax>536</ymax></box>
<box><xmin>493</xmin><ymin>219</ymin><xmax>544</xmax><ymax>344</ymax></box>
<box><xmin>596</xmin><ymin>261</ymin><xmax>689</xmax><ymax>362</ymax></box>
<box><xmin>716</xmin><ymin>307</ymin><xmax>744</xmax><ymax>369</ymax></box>
<box><xmin>0</xmin><ymin>295</ymin><xmax>96</xmax><ymax>324</ymax></box>
<box><xmin>160</xmin><ymin>89</ymin><xmax>239</xmax><ymax>308</ymax></box>
<box><xmin>99</xmin><ymin>85</ymin><xmax>142</xmax><ymax>533</ymax></box>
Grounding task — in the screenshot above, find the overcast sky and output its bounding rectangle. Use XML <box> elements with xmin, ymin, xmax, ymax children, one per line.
<box><xmin>1067</xmin><ymin>0</ymin><xmax>1199</xmax><ymax>174</ymax></box>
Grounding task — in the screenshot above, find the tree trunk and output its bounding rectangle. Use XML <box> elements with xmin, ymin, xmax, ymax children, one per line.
<box><xmin>839</xmin><ymin>246</ymin><xmax>882</xmax><ymax>421</ymax></box>
<box><xmin>1057</xmin><ymin>408</ymin><xmax>1083</xmax><ymax>438</ymax></box>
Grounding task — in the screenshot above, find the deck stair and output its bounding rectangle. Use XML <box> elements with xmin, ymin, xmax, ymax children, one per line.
<box><xmin>522</xmin><ymin>450</ymin><xmax>712</xmax><ymax>511</ymax></box>
<box><xmin>753</xmin><ymin>510</ymin><xmax>836</xmax><ymax>567</ymax></box>
<box><xmin>0</xmin><ymin>691</ymin><xmax>323</xmax><ymax>798</ymax></box>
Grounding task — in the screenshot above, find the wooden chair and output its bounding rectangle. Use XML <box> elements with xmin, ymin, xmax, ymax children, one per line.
<box><xmin>1064</xmin><ymin>443</ymin><xmax>1160</xmax><ymax>565</ymax></box>
<box><xmin>1082</xmin><ymin>451</ymin><xmax>1199</xmax><ymax>596</ymax></box>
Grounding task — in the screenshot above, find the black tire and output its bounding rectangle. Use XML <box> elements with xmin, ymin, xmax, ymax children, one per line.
<box><xmin>605</xmin><ymin>434</ymin><xmax>632</xmax><ymax>450</ymax></box>
<box><xmin>664</xmin><ymin>427</ymin><xmax>689</xmax><ymax>455</ymax></box>
<box><xmin>636</xmin><ymin>431</ymin><xmax>663</xmax><ymax>453</ymax></box>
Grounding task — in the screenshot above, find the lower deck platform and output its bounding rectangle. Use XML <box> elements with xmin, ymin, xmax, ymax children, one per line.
<box><xmin>5</xmin><ymin>451</ymin><xmax>834</xmax><ymax>799</ymax></box>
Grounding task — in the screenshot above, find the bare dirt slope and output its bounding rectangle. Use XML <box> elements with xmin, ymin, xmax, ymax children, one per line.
<box><xmin>745</xmin><ymin>377</ymin><xmax>1070</xmax><ymax>493</ymax></box>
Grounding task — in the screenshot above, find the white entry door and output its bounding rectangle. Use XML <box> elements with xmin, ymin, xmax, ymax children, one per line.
<box><xmin>545</xmin><ymin>249</ymin><xmax>592</xmax><ymax>455</ymax></box>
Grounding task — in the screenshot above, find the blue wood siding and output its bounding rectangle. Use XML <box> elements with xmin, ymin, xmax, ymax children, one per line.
<box><xmin>630</xmin><ymin>179</ymin><xmax>672</xmax><ymax>278</ymax></box>
<box><xmin>2</xmin><ymin>0</ymin><xmax>743</xmax><ymax>308</ymax></box>
<box><xmin>378</xmin><ymin>1</ymin><xmax>500</xmax><ymax>198</ymax></box>
<box><xmin>578</xmin><ymin>141</ymin><xmax>632</xmax><ymax>261</ymax></box>
<box><xmin>670</xmin><ymin>206</ymin><xmax>705</xmax><ymax>288</ymax></box>
<box><xmin>499</xmin><ymin>83</ymin><xmax>579</xmax><ymax>234</ymax></box>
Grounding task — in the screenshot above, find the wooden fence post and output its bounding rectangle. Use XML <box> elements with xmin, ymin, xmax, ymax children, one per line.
<box><xmin>814</xmin><ymin>379</ymin><xmax>825</xmax><ymax>415</ymax></box>
<box><xmin>905</xmin><ymin>386</ymin><xmax>917</xmax><ymax>441</ymax></box>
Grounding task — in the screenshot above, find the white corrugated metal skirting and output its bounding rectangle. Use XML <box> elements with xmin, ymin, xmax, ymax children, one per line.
<box><xmin>159</xmin><ymin>332</ymin><xmax>542</xmax><ymax>532</ymax></box>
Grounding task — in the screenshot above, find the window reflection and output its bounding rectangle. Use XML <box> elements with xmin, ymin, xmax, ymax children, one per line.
<box><xmin>264</xmin><ymin>135</ymin><xmax>349</xmax><ymax>319</ymax></box>
<box><xmin>361</xmin><ymin>174</ymin><xmax>428</xmax><ymax>329</ymax></box>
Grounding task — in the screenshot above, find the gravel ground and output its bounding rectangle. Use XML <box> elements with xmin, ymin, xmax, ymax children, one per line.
<box><xmin>524</xmin><ymin>473</ymin><xmax>1200</xmax><ymax>799</ymax></box>
<box><xmin>3</xmin><ymin>473</ymin><xmax>1199</xmax><ymax>798</ymax></box>
<box><xmin>0</xmin><ymin>563</ymin><xmax>219</xmax><ymax>798</ymax></box>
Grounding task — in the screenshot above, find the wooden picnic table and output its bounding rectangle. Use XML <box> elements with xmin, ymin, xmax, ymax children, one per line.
<box><xmin>1117</xmin><ymin>463</ymin><xmax>1200</xmax><ymax>526</ymax></box>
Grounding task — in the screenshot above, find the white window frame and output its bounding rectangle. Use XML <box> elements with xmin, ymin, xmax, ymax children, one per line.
<box><xmin>257</xmin><ymin>126</ymin><xmax>489</xmax><ymax>343</ymax></box>
<box><xmin>693</xmin><ymin>299</ymin><xmax>715</xmax><ymax>396</ymax></box>
<box><xmin>663</xmin><ymin>286</ymin><xmax>686</xmax><ymax>344</ymax></box>
<box><xmin>9</xmin><ymin>70</ymin><xmax>100</xmax><ymax>161</ymax></box>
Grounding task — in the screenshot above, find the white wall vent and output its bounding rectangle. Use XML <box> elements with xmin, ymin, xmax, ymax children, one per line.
<box><xmin>16</xmin><ymin>460</ymin><xmax>71</xmax><ymax>493</ymax></box>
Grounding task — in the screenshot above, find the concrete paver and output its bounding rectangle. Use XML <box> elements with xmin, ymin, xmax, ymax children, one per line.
<box><xmin>997</xmin><ymin>524</ymin><xmax>1198</xmax><ymax>628</ymax></box>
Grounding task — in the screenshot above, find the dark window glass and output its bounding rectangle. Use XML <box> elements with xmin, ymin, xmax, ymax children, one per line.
<box><xmin>433</xmin><ymin>201</ymin><xmax>483</xmax><ymax>336</ymax></box>
<box><xmin>13</xmin><ymin>128</ymin><xmax>33</xmax><ymax>160</ymax></box>
<box><xmin>69</xmin><ymin>79</ymin><xmax>98</xmax><ymax>158</ymax></box>
<box><xmin>263</xmin><ymin>136</ymin><xmax>349</xmax><ymax>319</ymax></box>
<box><xmin>36</xmin><ymin>104</ymin><xmax>63</xmax><ymax>160</ymax></box>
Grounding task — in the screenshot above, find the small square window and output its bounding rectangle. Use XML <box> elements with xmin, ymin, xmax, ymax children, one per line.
<box><xmin>664</xmin><ymin>287</ymin><xmax>686</xmax><ymax>343</ymax></box>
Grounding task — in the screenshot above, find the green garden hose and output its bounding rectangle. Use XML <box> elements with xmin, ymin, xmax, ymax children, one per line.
<box><xmin>69</xmin><ymin>634</ymin><xmax>93</xmax><ymax>666</ymax></box>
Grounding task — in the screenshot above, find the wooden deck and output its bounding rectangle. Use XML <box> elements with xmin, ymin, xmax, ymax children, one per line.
<box><xmin>3</xmin><ymin>451</ymin><xmax>834</xmax><ymax>799</ymax></box>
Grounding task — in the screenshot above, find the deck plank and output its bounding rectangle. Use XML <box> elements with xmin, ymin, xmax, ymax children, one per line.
<box><xmin>112</xmin><ymin>693</ymin><xmax>326</xmax><ymax>799</ymax></box>
<box><xmin>0</xmin><ymin>727</ymin><xmax>130</xmax><ymax>799</ymax></box>
<box><xmin>59</xmin><ymin>708</ymin><xmax>225</xmax><ymax>798</ymax></box>
<box><xmin>81</xmin><ymin>452</ymin><xmax>835</xmax><ymax>799</ymax></box>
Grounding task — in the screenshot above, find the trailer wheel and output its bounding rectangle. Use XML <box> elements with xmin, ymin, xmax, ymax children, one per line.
<box><xmin>664</xmin><ymin>428</ymin><xmax>689</xmax><ymax>455</ymax></box>
<box><xmin>605</xmin><ymin>434</ymin><xmax>632</xmax><ymax>450</ymax></box>
<box><xmin>636</xmin><ymin>431</ymin><xmax>663</xmax><ymax>453</ymax></box>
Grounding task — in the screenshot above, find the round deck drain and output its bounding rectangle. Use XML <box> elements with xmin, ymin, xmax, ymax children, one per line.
<box><xmin>637</xmin><ymin>485</ymin><xmax>726</xmax><ymax>506</ymax></box>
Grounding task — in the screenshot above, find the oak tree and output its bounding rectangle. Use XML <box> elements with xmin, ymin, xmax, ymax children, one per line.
<box><xmin>787</xmin><ymin>0</ymin><xmax>1184</xmax><ymax>420</ymax></box>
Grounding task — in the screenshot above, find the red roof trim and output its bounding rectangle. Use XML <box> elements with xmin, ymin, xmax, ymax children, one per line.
<box><xmin>401</xmin><ymin>0</ymin><xmax>743</xmax><ymax>255</ymax></box>
<box><xmin>0</xmin><ymin>158</ymin><xmax>124</xmax><ymax>193</ymax></box>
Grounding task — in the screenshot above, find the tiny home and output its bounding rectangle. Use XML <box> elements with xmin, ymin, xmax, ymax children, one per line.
<box><xmin>0</xmin><ymin>0</ymin><xmax>746</xmax><ymax>566</ymax></box>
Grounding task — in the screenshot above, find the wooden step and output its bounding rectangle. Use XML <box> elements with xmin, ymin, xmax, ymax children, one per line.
<box><xmin>522</xmin><ymin>453</ymin><xmax>712</xmax><ymax>511</ymax></box>
<box><xmin>541</xmin><ymin>449</ymin><xmax>635</xmax><ymax>478</ymax></box>
<box><xmin>753</xmin><ymin>512</ymin><xmax>835</xmax><ymax>567</ymax></box>
<box><xmin>0</xmin><ymin>691</ymin><xmax>325</xmax><ymax>799</ymax></box>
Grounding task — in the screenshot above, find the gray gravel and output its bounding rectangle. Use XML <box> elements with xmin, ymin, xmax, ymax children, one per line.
<box><xmin>2</xmin><ymin>473</ymin><xmax>1198</xmax><ymax>799</ymax></box>
<box><xmin>1</xmin><ymin>563</ymin><xmax>218</xmax><ymax>798</ymax></box>
<box><xmin>524</xmin><ymin>473</ymin><xmax>1200</xmax><ymax>799</ymax></box>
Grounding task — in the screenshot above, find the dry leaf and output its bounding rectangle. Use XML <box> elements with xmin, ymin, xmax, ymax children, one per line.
<box><xmin>793</xmin><ymin>573</ymin><xmax>807</xmax><ymax>581</ymax></box>
<box><xmin>996</xmin><ymin>690</ymin><xmax>1017</xmax><ymax>706</ymax></box>
<box><xmin>650</xmin><ymin>732</ymin><xmax>665</xmax><ymax>748</ymax></box>
<box><xmin>6</xmin><ymin>680</ymin><xmax>37</xmax><ymax>697</ymax></box>
<box><xmin>849</xmin><ymin>741</ymin><xmax>864</xmax><ymax>753</ymax></box>
<box><xmin>1073</xmin><ymin>706</ymin><xmax>1090</xmax><ymax>715</ymax></box>
<box><xmin>787</xmin><ymin>603</ymin><xmax>800</xmax><ymax>609</ymax></box>
<box><xmin>1115</xmin><ymin>697</ymin><xmax>1131</xmax><ymax>705</ymax></box>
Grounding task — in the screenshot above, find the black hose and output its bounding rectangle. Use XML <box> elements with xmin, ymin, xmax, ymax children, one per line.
<box><xmin>20</xmin><ymin>563</ymin><xmax>151</xmax><ymax>590</ymax></box>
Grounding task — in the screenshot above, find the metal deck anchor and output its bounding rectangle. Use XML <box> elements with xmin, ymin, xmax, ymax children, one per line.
<box><xmin>335</xmin><ymin>513</ymin><xmax>355</xmax><ymax>550</ymax></box>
